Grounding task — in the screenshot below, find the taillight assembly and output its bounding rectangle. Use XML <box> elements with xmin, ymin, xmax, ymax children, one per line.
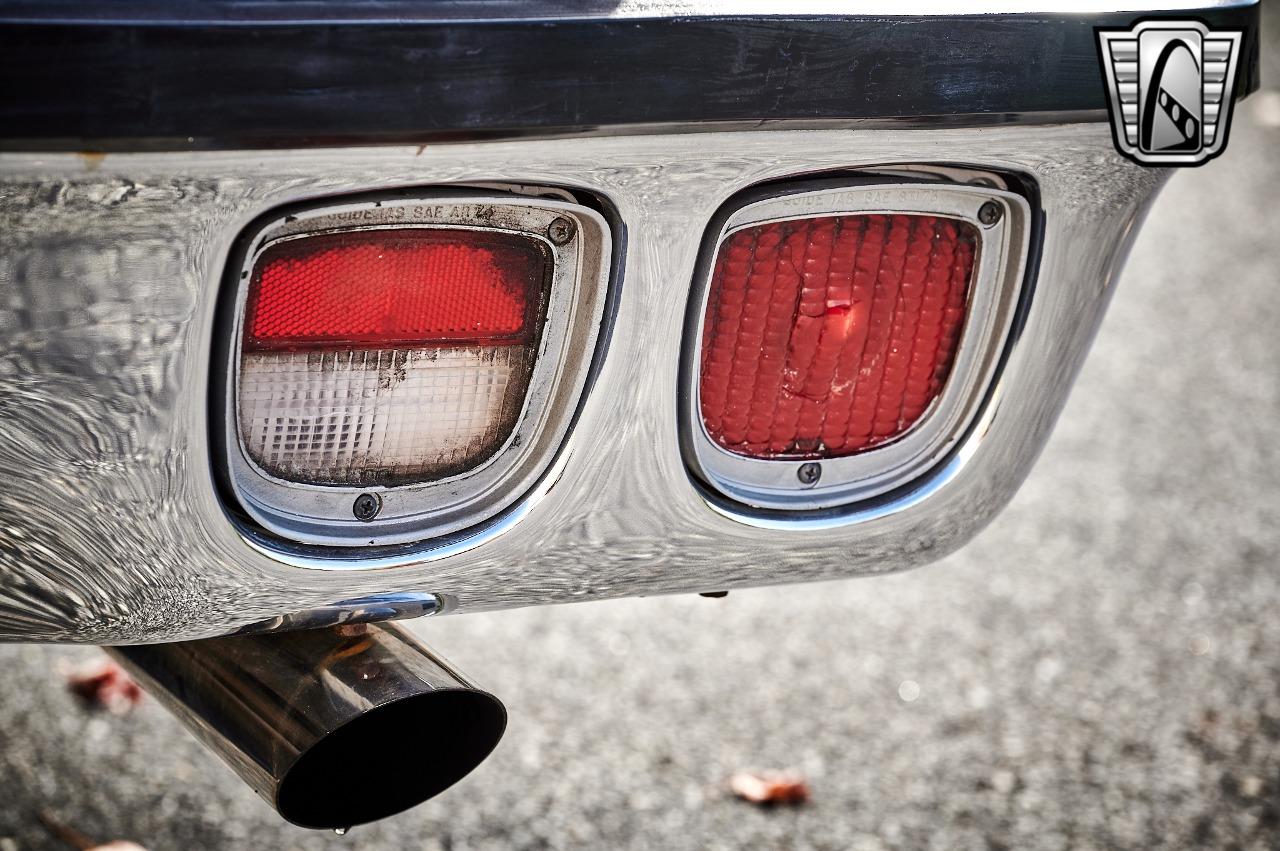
<box><xmin>240</xmin><ymin>229</ymin><xmax>549</xmax><ymax>486</ymax></box>
<box><xmin>683</xmin><ymin>179</ymin><xmax>1030</xmax><ymax>510</ymax></box>
<box><xmin>222</xmin><ymin>194</ymin><xmax>610</xmax><ymax>546</ymax></box>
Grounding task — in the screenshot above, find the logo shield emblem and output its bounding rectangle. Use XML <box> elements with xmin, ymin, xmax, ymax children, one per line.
<box><xmin>1097</xmin><ymin>20</ymin><xmax>1244</xmax><ymax>166</ymax></box>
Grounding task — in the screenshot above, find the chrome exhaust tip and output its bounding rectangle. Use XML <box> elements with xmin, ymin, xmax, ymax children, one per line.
<box><xmin>109</xmin><ymin>622</ymin><xmax>506</xmax><ymax>830</ymax></box>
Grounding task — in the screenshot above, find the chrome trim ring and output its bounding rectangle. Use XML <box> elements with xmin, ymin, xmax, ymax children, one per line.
<box><xmin>222</xmin><ymin>194</ymin><xmax>612</xmax><ymax>547</ymax></box>
<box><xmin>682</xmin><ymin>181</ymin><xmax>1031</xmax><ymax>511</ymax></box>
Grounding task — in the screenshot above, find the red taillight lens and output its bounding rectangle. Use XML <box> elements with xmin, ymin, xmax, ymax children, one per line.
<box><xmin>244</xmin><ymin>230</ymin><xmax>542</xmax><ymax>351</ymax></box>
<box><xmin>698</xmin><ymin>214</ymin><xmax>976</xmax><ymax>459</ymax></box>
<box><xmin>237</xmin><ymin>229</ymin><xmax>550</xmax><ymax>486</ymax></box>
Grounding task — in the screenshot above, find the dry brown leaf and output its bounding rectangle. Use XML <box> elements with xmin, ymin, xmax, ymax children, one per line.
<box><xmin>37</xmin><ymin>811</ymin><xmax>148</xmax><ymax>851</ymax></box>
<box><xmin>729</xmin><ymin>770</ymin><xmax>811</xmax><ymax>805</ymax></box>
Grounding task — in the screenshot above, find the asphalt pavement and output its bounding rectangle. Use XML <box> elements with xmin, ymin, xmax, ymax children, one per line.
<box><xmin>2</xmin><ymin>30</ymin><xmax>1279</xmax><ymax>851</ymax></box>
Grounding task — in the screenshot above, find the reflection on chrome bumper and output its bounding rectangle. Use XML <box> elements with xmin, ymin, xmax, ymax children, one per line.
<box><xmin>0</xmin><ymin>123</ymin><xmax>1166</xmax><ymax>643</ymax></box>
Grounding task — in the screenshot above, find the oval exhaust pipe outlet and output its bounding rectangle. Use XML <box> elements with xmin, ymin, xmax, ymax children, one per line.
<box><xmin>109</xmin><ymin>622</ymin><xmax>506</xmax><ymax>830</ymax></box>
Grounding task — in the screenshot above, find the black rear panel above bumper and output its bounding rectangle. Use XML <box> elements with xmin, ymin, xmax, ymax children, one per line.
<box><xmin>0</xmin><ymin>2</ymin><xmax>1261</xmax><ymax>150</ymax></box>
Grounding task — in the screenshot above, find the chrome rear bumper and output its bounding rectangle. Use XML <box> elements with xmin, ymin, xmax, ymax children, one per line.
<box><xmin>0</xmin><ymin>123</ymin><xmax>1165</xmax><ymax>642</ymax></box>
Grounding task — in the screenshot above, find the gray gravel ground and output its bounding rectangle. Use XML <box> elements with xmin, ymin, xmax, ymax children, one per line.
<box><xmin>3</xmin><ymin>30</ymin><xmax>1280</xmax><ymax>851</ymax></box>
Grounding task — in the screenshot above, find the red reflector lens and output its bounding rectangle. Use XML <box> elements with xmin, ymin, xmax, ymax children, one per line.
<box><xmin>699</xmin><ymin>214</ymin><xmax>977</xmax><ymax>459</ymax></box>
<box><xmin>244</xmin><ymin>230</ymin><xmax>547</xmax><ymax>352</ymax></box>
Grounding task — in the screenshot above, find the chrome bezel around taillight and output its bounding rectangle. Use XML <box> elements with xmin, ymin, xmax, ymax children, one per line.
<box><xmin>222</xmin><ymin>192</ymin><xmax>611</xmax><ymax>547</ymax></box>
<box><xmin>681</xmin><ymin>178</ymin><xmax>1031</xmax><ymax>511</ymax></box>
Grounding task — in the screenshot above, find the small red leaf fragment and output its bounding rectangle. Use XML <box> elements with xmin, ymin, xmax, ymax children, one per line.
<box><xmin>62</xmin><ymin>658</ymin><xmax>144</xmax><ymax>714</ymax></box>
<box><xmin>729</xmin><ymin>770</ymin><xmax>811</xmax><ymax>805</ymax></box>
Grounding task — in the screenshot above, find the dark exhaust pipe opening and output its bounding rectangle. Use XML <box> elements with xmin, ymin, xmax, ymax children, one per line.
<box><xmin>277</xmin><ymin>688</ymin><xmax>506</xmax><ymax>829</ymax></box>
<box><xmin>109</xmin><ymin>622</ymin><xmax>507</xmax><ymax>830</ymax></box>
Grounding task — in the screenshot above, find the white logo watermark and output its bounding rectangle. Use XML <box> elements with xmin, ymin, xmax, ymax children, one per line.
<box><xmin>1097</xmin><ymin>20</ymin><xmax>1244</xmax><ymax>166</ymax></box>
